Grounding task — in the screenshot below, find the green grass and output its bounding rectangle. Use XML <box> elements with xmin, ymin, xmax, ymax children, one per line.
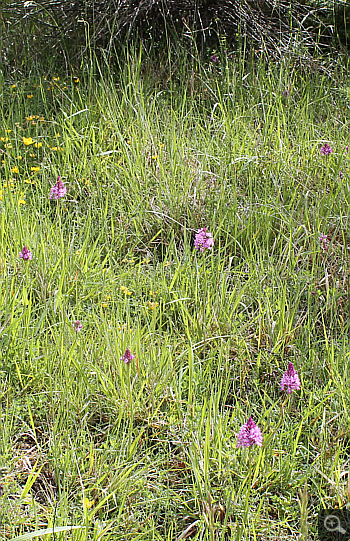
<box><xmin>1</xmin><ymin>46</ymin><xmax>350</xmax><ymax>540</ymax></box>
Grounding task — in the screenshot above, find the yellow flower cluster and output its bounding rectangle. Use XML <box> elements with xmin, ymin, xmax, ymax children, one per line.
<box><xmin>149</xmin><ymin>290</ymin><xmax>159</xmax><ymax>297</ymax></box>
<box><xmin>0</xmin><ymin>182</ymin><xmax>26</xmax><ymax>205</ymax></box>
<box><xmin>120</xmin><ymin>286</ymin><xmax>132</xmax><ymax>295</ymax></box>
<box><xmin>148</xmin><ymin>301</ymin><xmax>159</xmax><ymax>309</ymax></box>
<box><xmin>3</xmin><ymin>181</ymin><xmax>14</xmax><ymax>189</ymax></box>
<box><xmin>102</xmin><ymin>295</ymin><xmax>111</xmax><ymax>307</ymax></box>
<box><xmin>25</xmin><ymin>115</ymin><xmax>44</xmax><ymax>124</ymax></box>
<box><xmin>117</xmin><ymin>323</ymin><xmax>133</xmax><ymax>333</ymax></box>
<box><xmin>23</xmin><ymin>137</ymin><xmax>34</xmax><ymax>146</ymax></box>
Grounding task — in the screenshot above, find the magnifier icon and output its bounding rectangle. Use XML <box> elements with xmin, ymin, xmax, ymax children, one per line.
<box><xmin>324</xmin><ymin>514</ymin><xmax>347</xmax><ymax>534</ymax></box>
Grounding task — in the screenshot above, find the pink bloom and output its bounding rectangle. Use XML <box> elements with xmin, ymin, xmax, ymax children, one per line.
<box><xmin>320</xmin><ymin>143</ymin><xmax>333</xmax><ymax>156</ymax></box>
<box><xmin>211</xmin><ymin>54</ymin><xmax>218</xmax><ymax>63</ymax></box>
<box><xmin>120</xmin><ymin>348</ymin><xmax>135</xmax><ymax>364</ymax></box>
<box><xmin>237</xmin><ymin>417</ymin><xmax>263</xmax><ymax>448</ymax></box>
<box><xmin>194</xmin><ymin>228</ymin><xmax>214</xmax><ymax>252</ymax></box>
<box><xmin>319</xmin><ymin>233</ymin><xmax>328</xmax><ymax>252</ymax></box>
<box><xmin>50</xmin><ymin>176</ymin><xmax>67</xmax><ymax>199</ymax></box>
<box><xmin>73</xmin><ymin>320</ymin><xmax>83</xmax><ymax>332</ymax></box>
<box><xmin>280</xmin><ymin>362</ymin><xmax>301</xmax><ymax>393</ymax></box>
<box><xmin>19</xmin><ymin>246</ymin><xmax>33</xmax><ymax>260</ymax></box>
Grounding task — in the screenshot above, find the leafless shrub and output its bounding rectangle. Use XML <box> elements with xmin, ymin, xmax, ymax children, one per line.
<box><xmin>0</xmin><ymin>0</ymin><xmax>344</xmax><ymax>70</ymax></box>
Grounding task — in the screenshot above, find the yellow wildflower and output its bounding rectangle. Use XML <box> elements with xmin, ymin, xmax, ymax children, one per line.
<box><xmin>53</xmin><ymin>77</ymin><xmax>60</xmax><ymax>81</ymax></box>
<box><xmin>11</xmin><ymin>166</ymin><xmax>19</xmax><ymax>174</ymax></box>
<box><xmin>3</xmin><ymin>181</ymin><xmax>14</xmax><ymax>189</ymax></box>
<box><xmin>27</xmin><ymin>95</ymin><xmax>33</xmax><ymax>99</ymax></box>
<box><xmin>148</xmin><ymin>301</ymin><xmax>159</xmax><ymax>309</ymax></box>
<box><xmin>0</xmin><ymin>137</ymin><xmax>8</xmax><ymax>142</ymax></box>
<box><xmin>51</xmin><ymin>146</ymin><xmax>58</xmax><ymax>151</ymax></box>
<box><xmin>102</xmin><ymin>303</ymin><xmax>108</xmax><ymax>308</ymax></box>
<box><xmin>18</xmin><ymin>199</ymin><xmax>26</xmax><ymax>205</ymax></box>
<box><xmin>117</xmin><ymin>323</ymin><xmax>127</xmax><ymax>331</ymax></box>
<box><xmin>26</xmin><ymin>116</ymin><xmax>34</xmax><ymax>121</ymax></box>
<box><xmin>4</xmin><ymin>143</ymin><xmax>12</xmax><ymax>148</ymax></box>
<box><xmin>30</xmin><ymin>166</ymin><xmax>40</xmax><ymax>172</ymax></box>
<box><xmin>0</xmin><ymin>190</ymin><xmax>3</xmax><ymax>200</ymax></box>
<box><xmin>23</xmin><ymin>137</ymin><xmax>34</xmax><ymax>145</ymax></box>
<box><xmin>17</xmin><ymin>156</ymin><xmax>23</xmax><ymax>159</ymax></box>
<box><xmin>34</xmin><ymin>142</ymin><xmax>42</xmax><ymax>148</ymax></box>
<box><xmin>84</xmin><ymin>498</ymin><xmax>94</xmax><ymax>509</ymax></box>
<box><xmin>6</xmin><ymin>130</ymin><xmax>12</xmax><ymax>133</ymax></box>
<box><xmin>73</xmin><ymin>77</ymin><xmax>79</xmax><ymax>83</ymax></box>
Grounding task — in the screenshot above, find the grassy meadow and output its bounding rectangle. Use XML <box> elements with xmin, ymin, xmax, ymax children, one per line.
<box><xmin>1</xmin><ymin>47</ymin><xmax>350</xmax><ymax>540</ymax></box>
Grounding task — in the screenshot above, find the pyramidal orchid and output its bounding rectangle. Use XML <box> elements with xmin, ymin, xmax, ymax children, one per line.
<box><xmin>19</xmin><ymin>246</ymin><xmax>33</xmax><ymax>260</ymax></box>
<box><xmin>237</xmin><ymin>417</ymin><xmax>263</xmax><ymax>448</ymax></box>
<box><xmin>50</xmin><ymin>176</ymin><xmax>67</xmax><ymax>199</ymax></box>
<box><xmin>120</xmin><ymin>348</ymin><xmax>135</xmax><ymax>364</ymax></box>
<box><xmin>194</xmin><ymin>228</ymin><xmax>214</xmax><ymax>252</ymax></box>
<box><xmin>280</xmin><ymin>362</ymin><xmax>301</xmax><ymax>393</ymax></box>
